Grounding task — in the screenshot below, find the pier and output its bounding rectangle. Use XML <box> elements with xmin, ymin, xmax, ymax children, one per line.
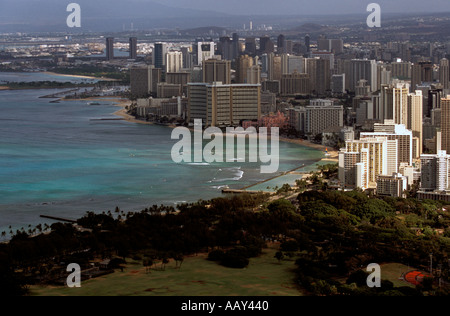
<box><xmin>222</xmin><ymin>164</ymin><xmax>309</xmax><ymax>195</ymax></box>
<box><xmin>39</xmin><ymin>89</ymin><xmax>80</xmax><ymax>99</ymax></box>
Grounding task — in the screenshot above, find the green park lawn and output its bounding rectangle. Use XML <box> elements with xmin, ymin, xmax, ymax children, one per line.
<box><xmin>29</xmin><ymin>248</ymin><xmax>304</xmax><ymax>296</ymax></box>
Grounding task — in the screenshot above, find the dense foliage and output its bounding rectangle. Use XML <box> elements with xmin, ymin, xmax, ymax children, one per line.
<box><xmin>1</xmin><ymin>189</ymin><xmax>449</xmax><ymax>296</ymax></box>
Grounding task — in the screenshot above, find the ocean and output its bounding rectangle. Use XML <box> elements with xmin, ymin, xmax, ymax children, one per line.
<box><xmin>0</xmin><ymin>72</ymin><xmax>324</xmax><ymax>235</ymax></box>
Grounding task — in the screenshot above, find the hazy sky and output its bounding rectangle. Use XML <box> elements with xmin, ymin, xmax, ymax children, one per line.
<box><xmin>152</xmin><ymin>0</ymin><xmax>450</xmax><ymax>15</ymax></box>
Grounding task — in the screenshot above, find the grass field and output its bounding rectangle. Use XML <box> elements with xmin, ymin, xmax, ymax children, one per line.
<box><xmin>379</xmin><ymin>263</ymin><xmax>421</xmax><ymax>288</ymax></box>
<box><xmin>29</xmin><ymin>248</ymin><xmax>304</xmax><ymax>296</ymax></box>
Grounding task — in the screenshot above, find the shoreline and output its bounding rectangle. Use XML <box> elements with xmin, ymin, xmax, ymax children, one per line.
<box><xmin>71</xmin><ymin>96</ymin><xmax>338</xmax><ymax>194</ymax></box>
<box><xmin>42</xmin><ymin>71</ymin><xmax>120</xmax><ymax>82</ymax></box>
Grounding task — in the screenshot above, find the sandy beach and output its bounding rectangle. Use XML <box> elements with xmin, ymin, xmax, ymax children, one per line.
<box><xmin>107</xmin><ymin>97</ymin><xmax>340</xmax><ymax>160</ymax></box>
<box><xmin>77</xmin><ymin>96</ymin><xmax>340</xmax><ymax>164</ymax></box>
<box><xmin>0</xmin><ymin>86</ymin><xmax>10</xmax><ymax>90</ymax></box>
<box><xmin>43</xmin><ymin>71</ymin><xmax>120</xmax><ymax>82</ymax></box>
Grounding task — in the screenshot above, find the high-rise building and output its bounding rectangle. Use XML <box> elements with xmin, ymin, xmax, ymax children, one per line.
<box><xmin>129</xmin><ymin>37</ymin><xmax>137</xmax><ymax>60</ymax></box>
<box><xmin>106</xmin><ymin>37</ymin><xmax>114</xmax><ymax>61</ymax></box>
<box><xmin>407</xmin><ymin>91</ymin><xmax>424</xmax><ymax>157</ymax></box>
<box><xmin>331</xmin><ymin>74</ymin><xmax>346</xmax><ymax>94</ymax></box>
<box><xmin>411</xmin><ymin>61</ymin><xmax>433</xmax><ymax>91</ymax></box>
<box><xmin>236</xmin><ymin>55</ymin><xmax>254</xmax><ymax>84</ymax></box>
<box><xmin>306</xmin><ymin>100</ymin><xmax>344</xmax><ymax>136</ymax></box>
<box><xmin>181</xmin><ymin>47</ymin><xmax>194</xmax><ymax>69</ymax></box>
<box><xmin>130</xmin><ymin>66</ymin><xmax>162</xmax><ymax>98</ymax></box>
<box><xmin>202</xmin><ymin>59</ymin><xmax>231</xmax><ymax>84</ymax></box>
<box><xmin>153</xmin><ymin>42</ymin><xmax>167</xmax><ymax>69</ymax></box>
<box><xmin>311</xmin><ymin>51</ymin><xmax>335</xmax><ymax>70</ymax></box>
<box><xmin>218</xmin><ymin>37</ymin><xmax>233</xmax><ymax>61</ymax></box>
<box><xmin>441</xmin><ymin>97</ymin><xmax>450</xmax><ymax>153</ymax></box>
<box><xmin>166</xmin><ymin>51</ymin><xmax>183</xmax><ymax>73</ymax></box>
<box><xmin>439</xmin><ymin>58</ymin><xmax>450</xmax><ymax>90</ymax></box>
<box><xmin>361</xmin><ymin>123</ymin><xmax>413</xmax><ymax>168</ymax></box>
<box><xmin>246</xmin><ymin>65</ymin><xmax>261</xmax><ymax>84</ymax></box>
<box><xmin>349</xmin><ymin>59</ymin><xmax>378</xmax><ymax>93</ymax></box>
<box><xmin>196</xmin><ymin>42</ymin><xmax>215</xmax><ymax>66</ymax></box>
<box><xmin>166</xmin><ymin>72</ymin><xmax>191</xmax><ymax>95</ymax></box>
<box><xmin>380</xmin><ymin>82</ymin><xmax>410</xmax><ymax>126</ymax></box>
<box><xmin>245</xmin><ymin>38</ymin><xmax>257</xmax><ymax>56</ymax></box>
<box><xmin>305</xmin><ymin>57</ymin><xmax>330</xmax><ymax>95</ymax></box>
<box><xmin>280</xmin><ymin>72</ymin><xmax>310</xmax><ymax>96</ymax></box>
<box><xmin>342</xmin><ymin>137</ymin><xmax>395</xmax><ymax>188</ymax></box>
<box><xmin>277</xmin><ymin>34</ymin><xmax>286</xmax><ymax>54</ymax></box>
<box><xmin>287</xmin><ymin>55</ymin><xmax>304</xmax><ymax>74</ymax></box>
<box><xmin>420</xmin><ymin>150</ymin><xmax>450</xmax><ymax>192</ymax></box>
<box><xmin>339</xmin><ymin>148</ymin><xmax>369</xmax><ymax>190</ymax></box>
<box><xmin>377</xmin><ymin>173</ymin><xmax>408</xmax><ymax>198</ymax></box>
<box><xmin>391</xmin><ymin>61</ymin><xmax>412</xmax><ymax>80</ymax></box>
<box><xmin>232</xmin><ymin>33</ymin><xmax>240</xmax><ymax>60</ymax></box>
<box><xmin>260</xmin><ymin>36</ymin><xmax>274</xmax><ymax>54</ymax></box>
<box><xmin>187</xmin><ymin>82</ymin><xmax>261</xmax><ymax>127</ymax></box>
<box><xmin>305</xmin><ymin>35</ymin><xmax>311</xmax><ymax>53</ymax></box>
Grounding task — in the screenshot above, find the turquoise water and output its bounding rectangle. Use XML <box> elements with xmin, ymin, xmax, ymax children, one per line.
<box><xmin>0</xmin><ymin>73</ymin><xmax>323</xmax><ymax>234</ymax></box>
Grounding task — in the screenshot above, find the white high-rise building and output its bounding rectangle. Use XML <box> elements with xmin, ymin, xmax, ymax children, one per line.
<box><xmin>197</xmin><ymin>42</ymin><xmax>215</xmax><ymax>66</ymax></box>
<box><xmin>343</xmin><ymin>137</ymin><xmax>396</xmax><ymax>187</ymax></box>
<box><xmin>362</xmin><ymin>123</ymin><xmax>413</xmax><ymax>168</ymax></box>
<box><xmin>407</xmin><ymin>90</ymin><xmax>423</xmax><ymax>157</ymax></box>
<box><xmin>420</xmin><ymin>150</ymin><xmax>450</xmax><ymax>192</ymax></box>
<box><xmin>166</xmin><ymin>51</ymin><xmax>183</xmax><ymax>73</ymax></box>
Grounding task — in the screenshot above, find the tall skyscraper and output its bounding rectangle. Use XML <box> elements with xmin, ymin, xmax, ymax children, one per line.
<box><xmin>236</xmin><ymin>55</ymin><xmax>254</xmax><ymax>83</ymax></box>
<box><xmin>129</xmin><ymin>37</ymin><xmax>137</xmax><ymax>60</ymax></box>
<box><xmin>277</xmin><ymin>34</ymin><xmax>286</xmax><ymax>54</ymax></box>
<box><xmin>245</xmin><ymin>38</ymin><xmax>257</xmax><ymax>56</ymax></box>
<box><xmin>218</xmin><ymin>37</ymin><xmax>233</xmax><ymax>61</ymax></box>
<box><xmin>362</xmin><ymin>123</ymin><xmax>413</xmax><ymax>168</ymax></box>
<box><xmin>441</xmin><ymin>97</ymin><xmax>450</xmax><ymax>153</ymax></box>
<box><xmin>440</xmin><ymin>58</ymin><xmax>450</xmax><ymax>90</ymax></box>
<box><xmin>106</xmin><ymin>37</ymin><xmax>114</xmax><ymax>61</ymax></box>
<box><xmin>130</xmin><ymin>66</ymin><xmax>162</xmax><ymax>98</ymax></box>
<box><xmin>420</xmin><ymin>150</ymin><xmax>450</xmax><ymax>192</ymax></box>
<box><xmin>260</xmin><ymin>36</ymin><xmax>274</xmax><ymax>54</ymax></box>
<box><xmin>202</xmin><ymin>59</ymin><xmax>231</xmax><ymax>84</ymax></box>
<box><xmin>349</xmin><ymin>59</ymin><xmax>378</xmax><ymax>93</ymax></box>
<box><xmin>188</xmin><ymin>82</ymin><xmax>261</xmax><ymax>127</ymax></box>
<box><xmin>153</xmin><ymin>42</ymin><xmax>167</xmax><ymax>69</ymax></box>
<box><xmin>287</xmin><ymin>55</ymin><xmax>304</xmax><ymax>74</ymax></box>
<box><xmin>196</xmin><ymin>42</ymin><xmax>215</xmax><ymax>66</ymax></box>
<box><xmin>166</xmin><ymin>51</ymin><xmax>183</xmax><ymax>73</ymax></box>
<box><xmin>306</xmin><ymin>100</ymin><xmax>344</xmax><ymax>136</ymax></box>
<box><xmin>407</xmin><ymin>91</ymin><xmax>424</xmax><ymax>156</ymax></box>
<box><xmin>411</xmin><ymin>61</ymin><xmax>433</xmax><ymax>91</ymax></box>
<box><xmin>232</xmin><ymin>33</ymin><xmax>240</xmax><ymax>60</ymax></box>
<box><xmin>305</xmin><ymin>35</ymin><xmax>311</xmax><ymax>53</ymax></box>
<box><xmin>246</xmin><ymin>65</ymin><xmax>261</xmax><ymax>84</ymax></box>
<box><xmin>305</xmin><ymin>57</ymin><xmax>331</xmax><ymax>95</ymax></box>
<box><xmin>381</xmin><ymin>82</ymin><xmax>410</xmax><ymax>126</ymax></box>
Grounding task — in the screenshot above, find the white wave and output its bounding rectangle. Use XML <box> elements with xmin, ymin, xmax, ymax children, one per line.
<box><xmin>187</xmin><ymin>162</ymin><xmax>210</xmax><ymax>166</ymax></box>
<box><xmin>210</xmin><ymin>167</ymin><xmax>244</xmax><ymax>182</ymax></box>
